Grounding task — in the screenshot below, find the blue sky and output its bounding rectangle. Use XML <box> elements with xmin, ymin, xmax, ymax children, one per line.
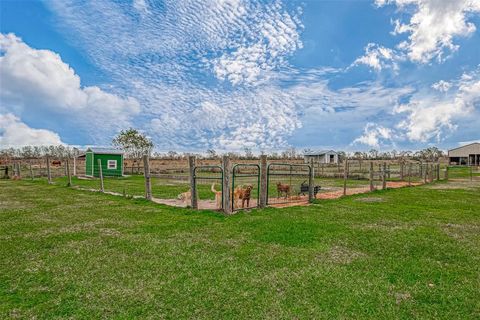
<box><xmin>1</xmin><ymin>0</ymin><xmax>479</xmax><ymax>152</ymax></box>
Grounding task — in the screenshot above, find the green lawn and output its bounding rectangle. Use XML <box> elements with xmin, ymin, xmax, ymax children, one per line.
<box><xmin>447</xmin><ymin>166</ymin><xmax>480</xmax><ymax>179</ymax></box>
<box><xmin>51</xmin><ymin>176</ymin><xmax>219</xmax><ymax>200</ymax></box>
<box><xmin>1</xmin><ymin>179</ymin><xmax>479</xmax><ymax>319</ymax></box>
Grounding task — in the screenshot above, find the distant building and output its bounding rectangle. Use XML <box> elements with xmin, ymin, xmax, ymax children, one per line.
<box><xmin>448</xmin><ymin>143</ymin><xmax>480</xmax><ymax>166</ymax></box>
<box><xmin>304</xmin><ymin>150</ymin><xmax>339</xmax><ymax>164</ymax></box>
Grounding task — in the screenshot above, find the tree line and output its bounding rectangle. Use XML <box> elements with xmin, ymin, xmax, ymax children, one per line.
<box><xmin>0</xmin><ymin>128</ymin><xmax>445</xmax><ymax>162</ymax></box>
<box><xmin>0</xmin><ymin>145</ymin><xmax>445</xmax><ymax>162</ymax></box>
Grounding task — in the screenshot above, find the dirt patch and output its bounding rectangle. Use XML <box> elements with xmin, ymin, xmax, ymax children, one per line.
<box><xmin>316</xmin><ymin>187</ymin><xmax>370</xmax><ymax>199</ymax></box>
<box><xmin>316</xmin><ymin>181</ymin><xmax>422</xmax><ymax>200</ymax></box>
<box><xmin>394</xmin><ymin>292</ymin><xmax>412</xmax><ymax>305</ymax></box>
<box><xmin>152</xmin><ymin>198</ymin><xmax>190</xmax><ymax>208</ymax></box>
<box><xmin>267</xmin><ymin>195</ymin><xmax>310</xmax><ymax>208</ymax></box>
<box><xmin>441</xmin><ymin>223</ymin><xmax>480</xmax><ymax>241</ymax></box>
<box><xmin>152</xmin><ymin>198</ymin><xmax>221</xmax><ymax>210</ymax></box>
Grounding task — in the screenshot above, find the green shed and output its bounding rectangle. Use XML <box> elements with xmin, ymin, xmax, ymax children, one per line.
<box><xmin>84</xmin><ymin>147</ymin><xmax>124</xmax><ymax>177</ymax></box>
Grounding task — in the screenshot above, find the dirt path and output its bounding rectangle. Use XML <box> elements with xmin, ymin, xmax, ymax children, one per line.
<box><xmin>316</xmin><ymin>181</ymin><xmax>422</xmax><ymax>199</ymax></box>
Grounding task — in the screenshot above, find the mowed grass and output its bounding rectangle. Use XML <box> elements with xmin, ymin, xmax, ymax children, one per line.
<box><xmin>448</xmin><ymin>166</ymin><xmax>480</xmax><ymax>179</ymax></box>
<box><xmin>51</xmin><ymin>176</ymin><xmax>218</xmax><ymax>200</ymax></box>
<box><xmin>1</xmin><ymin>179</ymin><xmax>480</xmax><ymax>319</ymax></box>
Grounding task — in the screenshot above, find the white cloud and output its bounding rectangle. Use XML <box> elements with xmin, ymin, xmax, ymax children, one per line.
<box><xmin>458</xmin><ymin>139</ymin><xmax>480</xmax><ymax>146</ymax></box>
<box><xmin>0</xmin><ymin>33</ymin><xmax>140</xmax><ymax>138</ymax></box>
<box><xmin>395</xmin><ymin>69</ymin><xmax>480</xmax><ymax>141</ymax></box>
<box><xmin>46</xmin><ymin>0</ymin><xmax>304</xmax><ymax>149</ymax></box>
<box><xmin>133</xmin><ymin>0</ymin><xmax>149</xmax><ymax>14</ymax></box>
<box><xmin>353</xmin><ymin>123</ymin><xmax>393</xmax><ymax>147</ymax></box>
<box><xmin>0</xmin><ymin>113</ymin><xmax>63</xmax><ymax>147</ymax></box>
<box><xmin>431</xmin><ymin>80</ymin><xmax>452</xmax><ymax>92</ymax></box>
<box><xmin>212</xmin><ymin>3</ymin><xmax>303</xmax><ymax>85</ymax></box>
<box><xmin>353</xmin><ymin>43</ymin><xmax>401</xmax><ymax>71</ymax></box>
<box><xmin>376</xmin><ymin>0</ymin><xmax>480</xmax><ymax>63</ymax></box>
<box><xmin>288</xmin><ymin>73</ymin><xmax>414</xmax><ymax>113</ymax></box>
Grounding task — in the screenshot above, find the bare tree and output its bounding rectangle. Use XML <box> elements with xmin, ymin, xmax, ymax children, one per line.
<box><xmin>206</xmin><ymin>149</ymin><xmax>217</xmax><ymax>159</ymax></box>
<box><xmin>112</xmin><ymin>128</ymin><xmax>154</xmax><ymax>160</ymax></box>
<box><xmin>243</xmin><ymin>147</ymin><xmax>254</xmax><ymax>159</ymax></box>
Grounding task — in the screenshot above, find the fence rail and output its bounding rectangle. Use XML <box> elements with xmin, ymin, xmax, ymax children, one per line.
<box><xmin>2</xmin><ymin>157</ymin><xmax>469</xmax><ymax>213</ymax></box>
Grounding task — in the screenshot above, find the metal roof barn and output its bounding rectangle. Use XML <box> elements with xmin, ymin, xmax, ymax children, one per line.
<box><xmin>448</xmin><ymin>143</ymin><xmax>480</xmax><ymax>166</ymax></box>
<box><xmin>303</xmin><ymin>150</ymin><xmax>339</xmax><ymax>164</ymax></box>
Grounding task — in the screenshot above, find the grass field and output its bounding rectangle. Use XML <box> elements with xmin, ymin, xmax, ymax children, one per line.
<box><xmin>1</xmin><ymin>178</ymin><xmax>479</xmax><ymax>319</ymax></box>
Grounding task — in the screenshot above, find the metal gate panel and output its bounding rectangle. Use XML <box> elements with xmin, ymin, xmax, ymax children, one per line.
<box><xmin>232</xmin><ymin>164</ymin><xmax>260</xmax><ymax>211</ymax></box>
<box><xmin>193</xmin><ymin>165</ymin><xmax>223</xmax><ymax>210</ymax></box>
<box><xmin>267</xmin><ymin>163</ymin><xmax>311</xmax><ymax>206</ymax></box>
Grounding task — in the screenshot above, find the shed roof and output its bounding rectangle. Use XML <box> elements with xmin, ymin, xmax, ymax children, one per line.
<box><xmin>86</xmin><ymin>147</ymin><xmax>124</xmax><ymax>155</ymax></box>
<box><xmin>304</xmin><ymin>150</ymin><xmax>337</xmax><ymax>156</ymax></box>
<box><xmin>448</xmin><ymin>142</ymin><xmax>480</xmax><ymax>152</ymax></box>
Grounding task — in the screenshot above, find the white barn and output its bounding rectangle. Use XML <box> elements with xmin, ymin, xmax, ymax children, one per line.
<box><xmin>448</xmin><ymin>143</ymin><xmax>480</xmax><ymax>166</ymax></box>
<box><xmin>304</xmin><ymin>150</ymin><xmax>339</xmax><ymax>164</ymax></box>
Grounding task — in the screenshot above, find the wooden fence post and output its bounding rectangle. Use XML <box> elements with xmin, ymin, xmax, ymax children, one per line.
<box><xmin>436</xmin><ymin>163</ymin><xmax>440</xmax><ymax>181</ymax></box>
<box><xmin>400</xmin><ymin>162</ymin><xmax>404</xmax><ymax>180</ymax></box>
<box><xmin>382</xmin><ymin>162</ymin><xmax>387</xmax><ymax>190</ymax></box>
<box><xmin>408</xmin><ymin>163</ymin><xmax>412</xmax><ymax>186</ymax></box>
<box><xmin>30</xmin><ymin>162</ymin><xmax>34</xmax><ymax>180</ymax></box>
<box><xmin>188</xmin><ymin>156</ymin><xmax>198</xmax><ymax>209</ymax></box>
<box><xmin>46</xmin><ymin>156</ymin><xmax>52</xmax><ymax>184</ymax></box>
<box><xmin>430</xmin><ymin>164</ymin><xmax>434</xmax><ymax>182</ymax></box>
<box><xmin>259</xmin><ymin>155</ymin><xmax>267</xmax><ymax>208</ymax></box>
<box><xmin>343</xmin><ymin>159</ymin><xmax>348</xmax><ymax>196</ymax></box>
<box><xmin>423</xmin><ymin>164</ymin><xmax>428</xmax><ymax>184</ymax></box>
<box><xmin>16</xmin><ymin>163</ymin><xmax>21</xmax><ymax>178</ymax></box>
<box><xmin>222</xmin><ymin>155</ymin><xmax>232</xmax><ymax>214</ymax></box>
<box><xmin>445</xmin><ymin>166</ymin><xmax>449</xmax><ymax>181</ymax></box>
<box><xmin>73</xmin><ymin>157</ymin><xmax>77</xmax><ymax>176</ymax></box>
<box><xmin>369</xmin><ymin>162</ymin><xmax>374</xmax><ymax>191</ymax></box>
<box><xmin>98</xmin><ymin>159</ymin><xmax>104</xmax><ymax>192</ymax></box>
<box><xmin>309</xmin><ymin>158</ymin><xmax>315</xmax><ymax>202</ymax></box>
<box><xmin>143</xmin><ymin>154</ymin><xmax>152</xmax><ymax>200</ymax></box>
<box><xmin>66</xmin><ymin>158</ymin><xmax>72</xmax><ymax>187</ymax></box>
<box><xmin>387</xmin><ymin>164</ymin><xmax>391</xmax><ymax>179</ymax></box>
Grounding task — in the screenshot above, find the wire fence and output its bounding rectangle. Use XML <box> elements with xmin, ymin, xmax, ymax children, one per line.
<box><xmin>3</xmin><ymin>157</ymin><xmax>473</xmax><ymax>213</ymax></box>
